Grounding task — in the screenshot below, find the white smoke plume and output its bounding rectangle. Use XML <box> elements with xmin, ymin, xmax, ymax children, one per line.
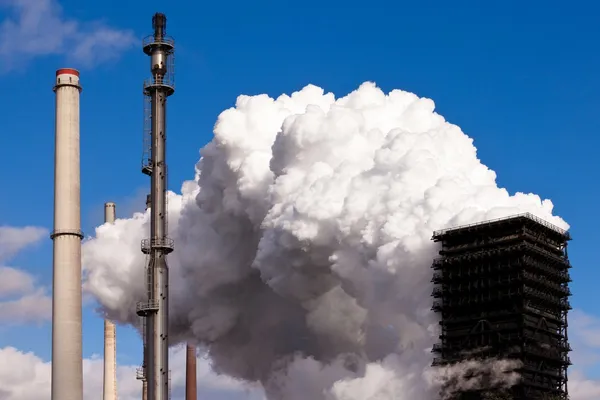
<box><xmin>83</xmin><ymin>82</ymin><xmax>568</xmax><ymax>399</ymax></box>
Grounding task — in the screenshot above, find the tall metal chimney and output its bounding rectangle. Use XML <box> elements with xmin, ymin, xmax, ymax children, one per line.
<box><xmin>135</xmin><ymin>13</ymin><xmax>175</xmax><ymax>400</ymax></box>
<box><xmin>103</xmin><ymin>203</ymin><xmax>118</xmax><ymax>400</ymax></box>
<box><xmin>185</xmin><ymin>344</ymin><xmax>197</xmax><ymax>400</ymax></box>
<box><xmin>51</xmin><ymin>68</ymin><xmax>83</xmax><ymax>400</ymax></box>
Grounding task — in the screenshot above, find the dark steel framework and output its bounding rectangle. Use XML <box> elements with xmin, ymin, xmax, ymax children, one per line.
<box><xmin>431</xmin><ymin>213</ymin><xmax>572</xmax><ymax>399</ymax></box>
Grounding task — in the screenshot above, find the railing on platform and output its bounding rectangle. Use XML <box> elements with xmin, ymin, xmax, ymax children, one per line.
<box><xmin>433</xmin><ymin>212</ymin><xmax>569</xmax><ymax>238</ymax></box>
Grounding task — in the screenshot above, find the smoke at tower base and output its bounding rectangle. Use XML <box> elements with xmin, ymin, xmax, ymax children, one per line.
<box><xmin>83</xmin><ymin>82</ymin><xmax>567</xmax><ymax>399</ymax></box>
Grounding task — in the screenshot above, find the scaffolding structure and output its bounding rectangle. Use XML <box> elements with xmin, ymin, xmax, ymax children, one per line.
<box><xmin>431</xmin><ymin>213</ymin><xmax>572</xmax><ymax>399</ymax></box>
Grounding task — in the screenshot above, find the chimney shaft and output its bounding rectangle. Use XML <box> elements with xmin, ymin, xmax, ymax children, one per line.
<box><xmin>51</xmin><ymin>68</ymin><xmax>83</xmax><ymax>400</ymax></box>
<box><xmin>103</xmin><ymin>203</ymin><xmax>117</xmax><ymax>400</ymax></box>
<box><xmin>186</xmin><ymin>344</ymin><xmax>197</xmax><ymax>400</ymax></box>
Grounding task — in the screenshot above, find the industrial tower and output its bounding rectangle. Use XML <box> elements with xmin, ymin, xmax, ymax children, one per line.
<box><xmin>186</xmin><ymin>344</ymin><xmax>197</xmax><ymax>400</ymax></box>
<box><xmin>431</xmin><ymin>213</ymin><xmax>572</xmax><ymax>399</ymax></box>
<box><xmin>135</xmin><ymin>13</ymin><xmax>175</xmax><ymax>400</ymax></box>
<box><xmin>103</xmin><ymin>202</ymin><xmax>118</xmax><ymax>400</ymax></box>
<box><xmin>51</xmin><ymin>68</ymin><xmax>84</xmax><ymax>400</ymax></box>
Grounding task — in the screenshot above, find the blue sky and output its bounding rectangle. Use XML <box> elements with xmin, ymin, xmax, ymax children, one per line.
<box><xmin>1</xmin><ymin>0</ymin><xmax>599</xmax><ymax>397</ymax></box>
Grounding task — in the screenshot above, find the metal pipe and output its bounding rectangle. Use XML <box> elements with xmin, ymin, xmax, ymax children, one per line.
<box><xmin>103</xmin><ymin>203</ymin><xmax>117</xmax><ymax>400</ymax></box>
<box><xmin>51</xmin><ymin>68</ymin><xmax>83</xmax><ymax>400</ymax></box>
<box><xmin>146</xmin><ymin>61</ymin><xmax>170</xmax><ymax>400</ymax></box>
<box><xmin>185</xmin><ymin>344</ymin><xmax>197</xmax><ymax>400</ymax></box>
<box><xmin>137</xmin><ymin>12</ymin><xmax>175</xmax><ymax>400</ymax></box>
<box><xmin>142</xmin><ymin>197</ymin><xmax>150</xmax><ymax>400</ymax></box>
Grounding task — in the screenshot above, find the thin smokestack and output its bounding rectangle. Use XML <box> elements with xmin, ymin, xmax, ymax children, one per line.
<box><xmin>51</xmin><ymin>68</ymin><xmax>83</xmax><ymax>400</ymax></box>
<box><xmin>186</xmin><ymin>344</ymin><xmax>197</xmax><ymax>400</ymax></box>
<box><xmin>103</xmin><ymin>203</ymin><xmax>117</xmax><ymax>400</ymax></box>
<box><xmin>138</xmin><ymin>12</ymin><xmax>176</xmax><ymax>400</ymax></box>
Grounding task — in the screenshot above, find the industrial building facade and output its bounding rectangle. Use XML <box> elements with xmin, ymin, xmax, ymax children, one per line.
<box><xmin>431</xmin><ymin>213</ymin><xmax>572</xmax><ymax>399</ymax></box>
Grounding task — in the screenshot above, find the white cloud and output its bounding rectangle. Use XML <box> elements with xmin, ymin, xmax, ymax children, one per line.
<box><xmin>81</xmin><ymin>81</ymin><xmax>575</xmax><ymax>399</ymax></box>
<box><xmin>0</xmin><ymin>226</ymin><xmax>52</xmax><ymax>324</ymax></box>
<box><xmin>567</xmin><ymin>309</ymin><xmax>600</xmax><ymax>400</ymax></box>
<box><xmin>0</xmin><ymin>225</ymin><xmax>47</xmax><ymax>262</ymax></box>
<box><xmin>0</xmin><ymin>0</ymin><xmax>136</xmax><ymax>72</ymax></box>
<box><xmin>0</xmin><ymin>283</ymin><xmax>52</xmax><ymax>324</ymax></box>
<box><xmin>0</xmin><ymin>266</ymin><xmax>34</xmax><ymax>296</ymax></box>
<box><xmin>570</xmin><ymin>370</ymin><xmax>600</xmax><ymax>400</ymax></box>
<box><xmin>0</xmin><ymin>345</ymin><xmax>266</xmax><ymax>400</ymax></box>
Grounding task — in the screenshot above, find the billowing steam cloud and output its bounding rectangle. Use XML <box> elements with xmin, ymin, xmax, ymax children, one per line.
<box><xmin>83</xmin><ymin>82</ymin><xmax>567</xmax><ymax>399</ymax></box>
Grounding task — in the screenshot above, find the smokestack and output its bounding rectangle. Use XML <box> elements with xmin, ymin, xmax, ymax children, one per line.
<box><xmin>136</xmin><ymin>12</ymin><xmax>176</xmax><ymax>400</ymax></box>
<box><xmin>51</xmin><ymin>68</ymin><xmax>83</xmax><ymax>400</ymax></box>
<box><xmin>186</xmin><ymin>344</ymin><xmax>197</xmax><ymax>400</ymax></box>
<box><xmin>103</xmin><ymin>203</ymin><xmax>117</xmax><ymax>400</ymax></box>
